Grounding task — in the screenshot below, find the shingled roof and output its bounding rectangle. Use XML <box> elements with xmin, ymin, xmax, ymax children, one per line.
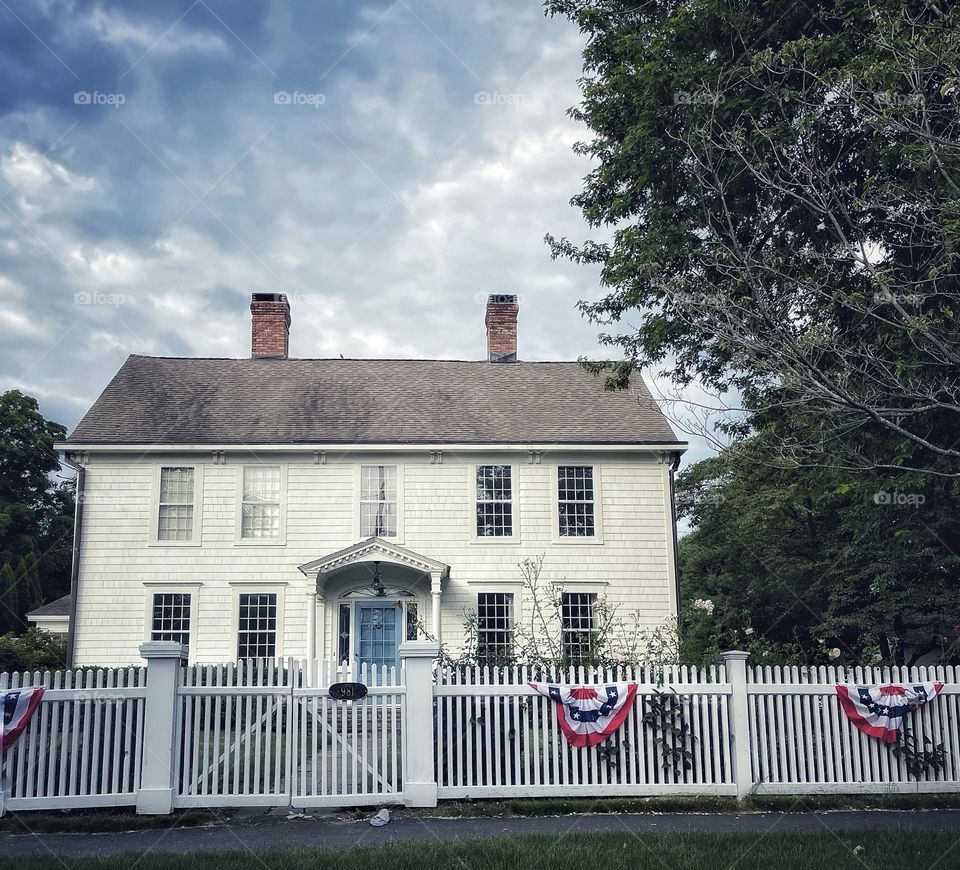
<box><xmin>64</xmin><ymin>355</ymin><xmax>683</xmax><ymax>446</ymax></box>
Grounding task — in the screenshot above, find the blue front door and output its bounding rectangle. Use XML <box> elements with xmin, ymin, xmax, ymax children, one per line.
<box><xmin>355</xmin><ymin>602</ymin><xmax>400</xmax><ymax>675</ymax></box>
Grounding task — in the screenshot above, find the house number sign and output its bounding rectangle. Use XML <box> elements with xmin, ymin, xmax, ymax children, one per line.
<box><xmin>329</xmin><ymin>682</ymin><xmax>368</xmax><ymax>701</ymax></box>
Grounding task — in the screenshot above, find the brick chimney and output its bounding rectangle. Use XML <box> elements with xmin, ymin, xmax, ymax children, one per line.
<box><xmin>485</xmin><ymin>294</ymin><xmax>518</xmax><ymax>363</ymax></box>
<box><xmin>250</xmin><ymin>293</ymin><xmax>290</xmax><ymax>359</ymax></box>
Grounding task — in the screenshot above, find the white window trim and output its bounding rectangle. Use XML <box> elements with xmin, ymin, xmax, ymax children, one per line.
<box><xmin>230</xmin><ymin>585</ymin><xmax>286</xmax><ymax>660</ymax></box>
<box><xmin>150</xmin><ymin>464</ymin><xmax>203</xmax><ymax>546</ymax></box>
<box><xmin>143</xmin><ymin>584</ymin><xmax>201</xmax><ymax>663</ymax></box>
<box><xmin>234</xmin><ymin>464</ymin><xmax>287</xmax><ymax>545</ymax></box>
<box><xmin>476</xmin><ymin>589</ymin><xmax>519</xmax><ymax>659</ymax></box>
<box><xmin>469</xmin><ymin>462</ymin><xmax>521</xmax><ymax>544</ymax></box>
<box><xmin>354</xmin><ymin>463</ymin><xmax>405</xmax><ymax>543</ymax></box>
<box><xmin>550</xmin><ymin>464</ymin><xmax>603</xmax><ymax>544</ymax></box>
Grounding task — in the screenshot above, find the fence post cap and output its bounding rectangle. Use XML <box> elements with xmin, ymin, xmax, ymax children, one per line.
<box><xmin>139</xmin><ymin>641</ymin><xmax>187</xmax><ymax>660</ymax></box>
<box><xmin>398</xmin><ymin>640</ymin><xmax>440</xmax><ymax>659</ymax></box>
<box><xmin>721</xmin><ymin>650</ymin><xmax>750</xmax><ymax>662</ymax></box>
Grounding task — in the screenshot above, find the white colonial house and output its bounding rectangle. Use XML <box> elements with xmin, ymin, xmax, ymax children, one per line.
<box><xmin>53</xmin><ymin>294</ymin><xmax>686</xmax><ymax>667</ymax></box>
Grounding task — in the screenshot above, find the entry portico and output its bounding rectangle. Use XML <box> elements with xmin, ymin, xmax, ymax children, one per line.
<box><xmin>298</xmin><ymin>537</ymin><xmax>449</xmax><ymax>666</ymax></box>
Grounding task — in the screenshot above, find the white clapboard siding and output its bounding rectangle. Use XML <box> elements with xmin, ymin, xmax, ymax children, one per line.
<box><xmin>0</xmin><ymin>667</ymin><xmax>146</xmax><ymax>811</ymax></box>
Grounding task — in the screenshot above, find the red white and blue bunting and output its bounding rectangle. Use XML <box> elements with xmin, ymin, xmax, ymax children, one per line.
<box><xmin>1</xmin><ymin>686</ymin><xmax>45</xmax><ymax>755</ymax></box>
<box><xmin>529</xmin><ymin>682</ymin><xmax>638</xmax><ymax>747</ymax></box>
<box><xmin>835</xmin><ymin>682</ymin><xmax>943</xmax><ymax>743</ymax></box>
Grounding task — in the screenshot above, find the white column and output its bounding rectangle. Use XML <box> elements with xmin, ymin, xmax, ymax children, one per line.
<box><xmin>399</xmin><ymin>640</ymin><xmax>439</xmax><ymax>807</ymax></box>
<box><xmin>305</xmin><ymin>591</ymin><xmax>317</xmax><ymax>660</ymax></box>
<box><xmin>723</xmin><ymin>649</ymin><xmax>752</xmax><ymax>800</ymax></box>
<box><xmin>136</xmin><ymin>641</ymin><xmax>186</xmax><ymax>814</ymax></box>
<box><xmin>430</xmin><ymin>570</ymin><xmax>442</xmax><ymax>641</ymax></box>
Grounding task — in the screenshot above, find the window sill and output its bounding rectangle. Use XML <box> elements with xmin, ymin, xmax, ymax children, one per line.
<box><xmin>469</xmin><ymin>537</ymin><xmax>523</xmax><ymax>546</ymax></box>
<box><xmin>148</xmin><ymin>540</ymin><xmax>203</xmax><ymax>548</ymax></box>
<box><xmin>233</xmin><ymin>538</ymin><xmax>288</xmax><ymax>547</ymax></box>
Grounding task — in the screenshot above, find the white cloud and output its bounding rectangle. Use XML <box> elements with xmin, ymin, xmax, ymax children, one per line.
<box><xmin>0</xmin><ymin>143</ymin><xmax>96</xmax><ymax>194</ymax></box>
<box><xmin>83</xmin><ymin>6</ymin><xmax>229</xmax><ymax>56</ymax></box>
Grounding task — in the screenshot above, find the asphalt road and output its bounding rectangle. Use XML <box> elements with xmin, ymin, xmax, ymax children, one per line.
<box><xmin>2</xmin><ymin>810</ymin><xmax>960</xmax><ymax>856</ymax></box>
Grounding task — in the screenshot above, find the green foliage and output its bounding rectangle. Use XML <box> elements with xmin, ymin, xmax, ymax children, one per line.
<box><xmin>0</xmin><ymin>627</ymin><xmax>67</xmax><ymax>673</ymax></box>
<box><xmin>677</xmin><ymin>446</ymin><xmax>960</xmax><ymax>665</ymax></box>
<box><xmin>0</xmin><ymin>390</ymin><xmax>74</xmax><ymax>633</ymax></box>
<box><xmin>546</xmin><ymin>0</ymin><xmax>960</xmax><ymax>477</ymax></box>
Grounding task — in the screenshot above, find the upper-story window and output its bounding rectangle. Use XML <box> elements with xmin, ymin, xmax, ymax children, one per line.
<box><xmin>360</xmin><ymin>465</ymin><xmax>398</xmax><ymax>537</ymax></box>
<box><xmin>158</xmin><ymin>467</ymin><xmax>195</xmax><ymax>541</ymax></box>
<box><xmin>476</xmin><ymin>465</ymin><xmax>513</xmax><ymax>537</ymax></box>
<box><xmin>558</xmin><ymin>466</ymin><xmax>595</xmax><ymax>537</ymax></box>
<box><xmin>241</xmin><ymin>466</ymin><xmax>281</xmax><ymax>539</ymax></box>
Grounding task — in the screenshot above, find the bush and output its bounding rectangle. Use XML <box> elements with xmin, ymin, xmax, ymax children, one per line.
<box><xmin>0</xmin><ymin>627</ymin><xmax>67</xmax><ymax>674</ymax></box>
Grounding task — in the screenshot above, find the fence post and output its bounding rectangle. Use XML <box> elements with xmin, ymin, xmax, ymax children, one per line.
<box><xmin>136</xmin><ymin>641</ymin><xmax>186</xmax><ymax>815</ymax></box>
<box><xmin>723</xmin><ymin>650</ymin><xmax>752</xmax><ymax>800</ymax></box>
<box><xmin>399</xmin><ymin>640</ymin><xmax>439</xmax><ymax>808</ymax></box>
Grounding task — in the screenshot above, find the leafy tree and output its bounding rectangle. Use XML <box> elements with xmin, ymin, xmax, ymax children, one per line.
<box><xmin>546</xmin><ymin>0</ymin><xmax>960</xmax><ymax>477</ymax></box>
<box><xmin>677</xmin><ymin>448</ymin><xmax>960</xmax><ymax>665</ymax></box>
<box><xmin>0</xmin><ymin>627</ymin><xmax>67</xmax><ymax>673</ymax></box>
<box><xmin>0</xmin><ymin>390</ymin><xmax>73</xmax><ymax>633</ymax></box>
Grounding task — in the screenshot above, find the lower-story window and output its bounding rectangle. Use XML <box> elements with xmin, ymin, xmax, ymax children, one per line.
<box><xmin>237</xmin><ymin>593</ymin><xmax>277</xmax><ymax>659</ymax></box>
<box><xmin>477</xmin><ymin>592</ymin><xmax>514</xmax><ymax>662</ymax></box>
<box><xmin>561</xmin><ymin>592</ymin><xmax>596</xmax><ymax>663</ymax></box>
<box><xmin>151</xmin><ymin>593</ymin><xmax>191</xmax><ymax>652</ymax></box>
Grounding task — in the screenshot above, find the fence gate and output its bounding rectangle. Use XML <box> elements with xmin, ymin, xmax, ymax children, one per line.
<box><xmin>173</xmin><ymin>659</ymin><xmax>405</xmax><ymax>809</ymax></box>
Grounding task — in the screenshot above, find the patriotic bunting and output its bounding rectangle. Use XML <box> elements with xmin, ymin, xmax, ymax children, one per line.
<box><xmin>835</xmin><ymin>682</ymin><xmax>943</xmax><ymax>743</ymax></box>
<box><xmin>1</xmin><ymin>687</ymin><xmax>45</xmax><ymax>755</ymax></box>
<box><xmin>529</xmin><ymin>682</ymin><xmax>638</xmax><ymax>747</ymax></box>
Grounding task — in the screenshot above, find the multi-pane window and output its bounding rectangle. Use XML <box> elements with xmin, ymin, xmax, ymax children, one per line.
<box><xmin>360</xmin><ymin>465</ymin><xmax>398</xmax><ymax>537</ymax></box>
<box><xmin>477</xmin><ymin>592</ymin><xmax>514</xmax><ymax>661</ymax></box>
<box><xmin>237</xmin><ymin>593</ymin><xmax>277</xmax><ymax>659</ymax></box>
<box><xmin>158</xmin><ymin>467</ymin><xmax>195</xmax><ymax>541</ymax></box>
<box><xmin>561</xmin><ymin>592</ymin><xmax>596</xmax><ymax>663</ymax></box>
<box><xmin>241</xmin><ymin>466</ymin><xmax>281</xmax><ymax>539</ymax></box>
<box><xmin>405</xmin><ymin>602</ymin><xmax>418</xmax><ymax>641</ymax></box>
<box><xmin>476</xmin><ymin>466</ymin><xmax>513</xmax><ymax>537</ymax></box>
<box><xmin>558</xmin><ymin>466</ymin><xmax>595</xmax><ymax>537</ymax></box>
<box><xmin>151</xmin><ymin>593</ymin><xmax>191</xmax><ymax>652</ymax></box>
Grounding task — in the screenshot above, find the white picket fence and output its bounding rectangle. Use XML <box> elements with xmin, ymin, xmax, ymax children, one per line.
<box><xmin>0</xmin><ymin>667</ymin><xmax>147</xmax><ymax>810</ymax></box>
<box><xmin>2</xmin><ymin>645</ymin><xmax>958</xmax><ymax>814</ymax></box>
<box><xmin>435</xmin><ymin>663</ymin><xmax>735</xmax><ymax>797</ymax></box>
<box><xmin>173</xmin><ymin>659</ymin><xmax>405</xmax><ymax>808</ymax></box>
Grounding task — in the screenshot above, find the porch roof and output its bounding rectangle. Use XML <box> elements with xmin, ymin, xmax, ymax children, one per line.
<box><xmin>297</xmin><ymin>537</ymin><xmax>450</xmax><ymax>581</ymax></box>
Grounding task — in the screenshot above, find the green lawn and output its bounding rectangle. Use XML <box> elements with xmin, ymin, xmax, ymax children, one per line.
<box><xmin>38</xmin><ymin>831</ymin><xmax>960</xmax><ymax>869</ymax></box>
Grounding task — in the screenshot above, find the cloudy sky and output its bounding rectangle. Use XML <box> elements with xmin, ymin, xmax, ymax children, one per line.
<box><xmin>0</xmin><ymin>0</ymin><xmax>709</xmax><ymax>464</ymax></box>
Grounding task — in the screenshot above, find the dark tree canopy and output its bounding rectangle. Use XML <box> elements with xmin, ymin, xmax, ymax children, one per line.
<box><xmin>0</xmin><ymin>390</ymin><xmax>73</xmax><ymax>634</ymax></box>
<box><xmin>676</xmin><ymin>448</ymin><xmax>959</xmax><ymax>665</ymax></box>
<box><xmin>546</xmin><ymin>0</ymin><xmax>960</xmax><ymax>477</ymax></box>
